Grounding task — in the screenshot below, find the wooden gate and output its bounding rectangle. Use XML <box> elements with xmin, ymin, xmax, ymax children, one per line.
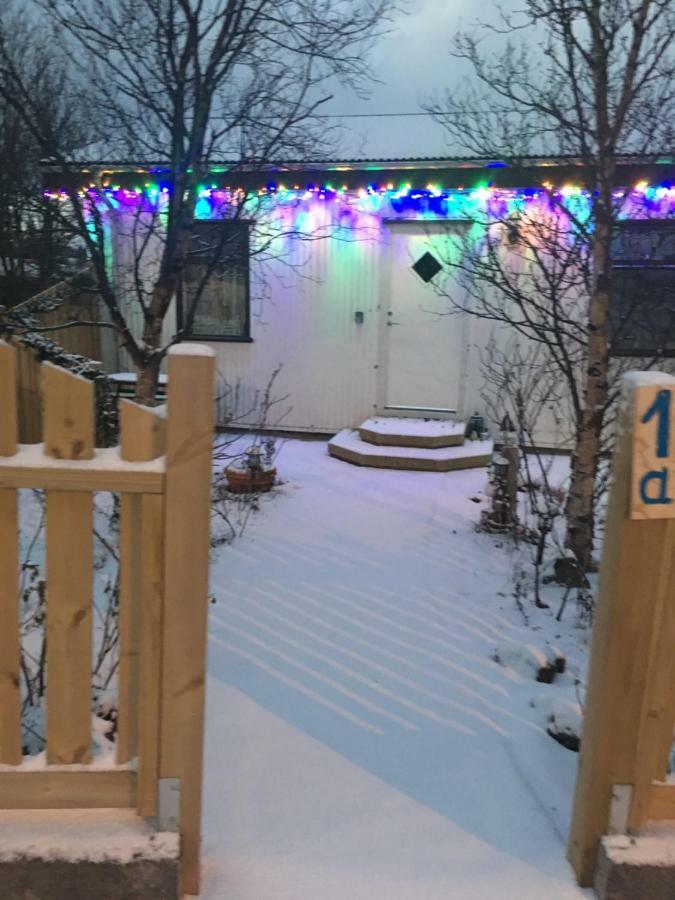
<box><xmin>569</xmin><ymin>371</ymin><xmax>675</xmax><ymax>887</ymax></box>
<box><xmin>0</xmin><ymin>339</ymin><xmax>215</xmax><ymax>896</ymax></box>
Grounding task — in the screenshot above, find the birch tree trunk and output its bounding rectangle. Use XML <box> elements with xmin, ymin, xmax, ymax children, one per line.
<box><xmin>564</xmin><ymin>2</ymin><xmax>617</xmax><ymax>571</ymax></box>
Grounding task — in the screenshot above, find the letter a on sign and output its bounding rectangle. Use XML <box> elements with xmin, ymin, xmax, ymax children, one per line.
<box><xmin>632</xmin><ymin>385</ymin><xmax>675</xmax><ymax>518</ymax></box>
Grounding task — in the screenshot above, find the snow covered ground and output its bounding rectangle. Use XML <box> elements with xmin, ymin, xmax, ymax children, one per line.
<box><xmin>200</xmin><ymin>438</ymin><xmax>592</xmax><ymax>899</ymax></box>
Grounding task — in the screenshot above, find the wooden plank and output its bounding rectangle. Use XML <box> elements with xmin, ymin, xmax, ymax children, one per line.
<box><xmin>0</xmin><ymin>448</ymin><xmax>165</xmax><ymax>494</ymax></box>
<box><xmin>161</xmin><ymin>345</ymin><xmax>215</xmax><ymax>896</ymax></box>
<box><xmin>120</xmin><ymin>400</ymin><xmax>166</xmax><ymax>462</ymax></box>
<box><xmin>0</xmin><ymin>341</ymin><xmax>18</xmax><ymax>455</ymax></box>
<box><xmin>42</xmin><ymin>363</ymin><xmax>94</xmax><ymax>461</ymax></box>
<box><xmin>116</xmin><ymin>494</ymin><xmax>142</xmax><ymax>765</ymax></box>
<box><xmin>0</xmin><ymin>490</ymin><xmax>21</xmax><ymax>765</ymax></box>
<box><xmin>137</xmin><ymin>494</ymin><xmax>164</xmax><ymax>816</ymax></box>
<box><xmin>568</xmin><ymin>375</ymin><xmax>675</xmax><ymax>886</ymax></box>
<box><xmin>46</xmin><ymin>491</ymin><xmax>93</xmax><ymax>764</ymax></box>
<box><xmin>14</xmin><ymin>341</ymin><xmax>42</xmax><ymax>444</ymax></box>
<box><xmin>117</xmin><ymin>401</ymin><xmax>166</xmax><ymax>783</ymax></box>
<box><xmin>0</xmin><ymin>465</ymin><xmax>163</xmax><ymax>493</ymax></box>
<box><xmin>0</xmin><ymin>769</ymin><xmax>136</xmax><ymax>809</ymax></box>
<box><xmin>646</xmin><ymin>782</ymin><xmax>675</xmax><ymax>821</ymax></box>
<box><xmin>44</xmin><ymin>364</ymin><xmax>94</xmax><ymax>765</ymax></box>
<box><xmin>628</xmin><ymin>519</ymin><xmax>675</xmax><ymax>830</ymax></box>
<box><xmin>631</xmin><ymin>381</ymin><xmax>675</xmax><ymax>518</ymax></box>
<box><xmin>0</xmin><ymin>342</ymin><xmax>21</xmax><ymax>765</ymax></box>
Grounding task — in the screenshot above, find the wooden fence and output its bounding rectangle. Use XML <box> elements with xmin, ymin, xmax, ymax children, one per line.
<box><xmin>0</xmin><ymin>339</ymin><xmax>215</xmax><ymax>896</ymax></box>
<box><xmin>8</xmin><ymin>280</ymin><xmax>107</xmax><ymax>443</ymax></box>
<box><xmin>13</xmin><ymin>340</ymin><xmax>43</xmax><ymax>443</ymax></box>
<box><xmin>568</xmin><ymin>371</ymin><xmax>675</xmax><ymax>887</ymax></box>
<box><xmin>11</xmin><ymin>276</ymin><xmax>104</xmax><ymax>360</ymax></box>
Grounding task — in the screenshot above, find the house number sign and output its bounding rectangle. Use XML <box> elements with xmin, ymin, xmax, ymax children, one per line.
<box><xmin>632</xmin><ymin>384</ymin><xmax>675</xmax><ymax>518</ymax></box>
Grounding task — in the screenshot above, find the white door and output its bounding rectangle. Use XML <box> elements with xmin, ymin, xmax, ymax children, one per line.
<box><xmin>379</xmin><ymin>222</ymin><xmax>466</xmax><ymax>416</ymax></box>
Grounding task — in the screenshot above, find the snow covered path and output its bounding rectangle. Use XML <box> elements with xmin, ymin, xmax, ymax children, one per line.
<box><xmin>200</xmin><ymin>439</ymin><xmax>590</xmax><ymax>899</ymax></box>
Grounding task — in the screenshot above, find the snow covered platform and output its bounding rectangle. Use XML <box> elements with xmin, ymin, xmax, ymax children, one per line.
<box><xmin>358</xmin><ymin>416</ymin><xmax>466</xmax><ymax>448</ymax></box>
<box><xmin>329</xmin><ymin>428</ymin><xmax>492</xmax><ymax>472</ymax></box>
<box><xmin>596</xmin><ymin>831</ymin><xmax>675</xmax><ymax>900</ymax></box>
<box><xmin>203</xmin><ymin>440</ymin><xmax>584</xmax><ymax>900</ymax></box>
<box><xmin>0</xmin><ymin>808</ymin><xmax>179</xmax><ymax>900</ymax></box>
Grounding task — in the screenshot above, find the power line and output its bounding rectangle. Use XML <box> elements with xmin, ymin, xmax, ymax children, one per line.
<box><xmin>312</xmin><ymin>110</ymin><xmax>491</xmax><ymax>120</ymax></box>
<box><xmin>314</xmin><ymin>111</ymin><xmax>442</xmax><ymax>119</ymax></box>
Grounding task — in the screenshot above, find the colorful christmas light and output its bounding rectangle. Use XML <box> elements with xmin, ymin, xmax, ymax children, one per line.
<box><xmin>43</xmin><ymin>179</ymin><xmax>675</xmax><ymax>222</ymax></box>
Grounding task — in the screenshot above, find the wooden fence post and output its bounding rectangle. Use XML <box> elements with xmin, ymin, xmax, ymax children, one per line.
<box><xmin>160</xmin><ymin>345</ymin><xmax>215</xmax><ymax>896</ymax></box>
<box><xmin>0</xmin><ymin>341</ymin><xmax>22</xmax><ymax>765</ymax></box>
<box><xmin>118</xmin><ymin>400</ymin><xmax>166</xmax><ymax>819</ymax></box>
<box><xmin>43</xmin><ymin>364</ymin><xmax>94</xmax><ymax>765</ymax></box>
<box><xmin>568</xmin><ymin>372</ymin><xmax>675</xmax><ymax>886</ymax></box>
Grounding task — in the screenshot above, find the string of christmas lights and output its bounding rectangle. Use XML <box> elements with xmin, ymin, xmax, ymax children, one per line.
<box><xmin>43</xmin><ymin>179</ymin><xmax>675</xmax><ymax>219</ymax></box>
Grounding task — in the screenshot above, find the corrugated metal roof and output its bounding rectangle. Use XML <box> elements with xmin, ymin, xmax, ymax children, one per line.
<box><xmin>42</xmin><ymin>153</ymin><xmax>675</xmax><ymax>172</ymax></box>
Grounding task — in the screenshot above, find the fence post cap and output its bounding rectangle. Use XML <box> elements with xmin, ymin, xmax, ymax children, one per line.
<box><xmin>168</xmin><ymin>344</ymin><xmax>215</xmax><ymax>359</ymax></box>
<box><xmin>622</xmin><ymin>371</ymin><xmax>675</xmax><ymax>390</ymax></box>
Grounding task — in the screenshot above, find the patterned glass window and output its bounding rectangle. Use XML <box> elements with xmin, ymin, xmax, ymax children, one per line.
<box><xmin>412</xmin><ymin>251</ymin><xmax>443</xmax><ymax>283</ymax></box>
<box><xmin>178</xmin><ymin>220</ymin><xmax>250</xmax><ymax>341</ymax></box>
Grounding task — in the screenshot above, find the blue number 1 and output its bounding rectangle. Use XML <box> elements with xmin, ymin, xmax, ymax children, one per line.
<box><xmin>642</xmin><ymin>389</ymin><xmax>671</xmax><ymax>459</ymax></box>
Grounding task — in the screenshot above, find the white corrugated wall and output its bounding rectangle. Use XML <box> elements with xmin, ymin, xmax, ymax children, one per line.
<box><xmin>212</xmin><ymin>214</ymin><xmax>383</xmax><ymax>431</ymax></box>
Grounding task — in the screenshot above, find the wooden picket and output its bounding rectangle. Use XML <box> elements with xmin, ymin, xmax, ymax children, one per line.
<box><xmin>0</xmin><ymin>339</ymin><xmax>215</xmax><ymax>895</ymax></box>
<box><xmin>0</xmin><ymin>342</ymin><xmax>21</xmax><ymax>766</ymax></box>
<box><xmin>569</xmin><ymin>372</ymin><xmax>675</xmax><ymax>887</ymax></box>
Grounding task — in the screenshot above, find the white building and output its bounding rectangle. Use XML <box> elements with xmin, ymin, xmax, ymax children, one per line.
<box><xmin>50</xmin><ymin>156</ymin><xmax>675</xmax><ymax>458</ymax></box>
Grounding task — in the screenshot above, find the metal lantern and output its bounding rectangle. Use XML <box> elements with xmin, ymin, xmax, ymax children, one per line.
<box><xmin>500</xmin><ymin>413</ymin><xmax>514</xmax><ymax>435</ymax></box>
<box><xmin>492</xmin><ymin>454</ymin><xmax>510</xmax><ymax>477</ymax></box>
<box><xmin>466</xmin><ymin>411</ymin><xmax>485</xmax><ymax>441</ymax></box>
<box><xmin>245</xmin><ymin>445</ymin><xmax>262</xmax><ymax>472</ymax></box>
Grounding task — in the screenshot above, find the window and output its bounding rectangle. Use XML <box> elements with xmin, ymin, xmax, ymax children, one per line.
<box><xmin>411</xmin><ymin>250</ymin><xmax>443</xmax><ymax>283</ymax></box>
<box><xmin>177</xmin><ymin>220</ymin><xmax>251</xmax><ymax>341</ymax></box>
<box><xmin>611</xmin><ymin>221</ymin><xmax>675</xmax><ymax>356</ymax></box>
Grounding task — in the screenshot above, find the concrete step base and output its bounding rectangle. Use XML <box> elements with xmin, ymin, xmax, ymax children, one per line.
<box><xmin>358</xmin><ymin>416</ymin><xmax>466</xmax><ymax>448</ymax></box>
<box><xmin>328</xmin><ymin>429</ymin><xmax>492</xmax><ymax>472</ymax></box>
<box><xmin>0</xmin><ymin>808</ymin><xmax>179</xmax><ymax>900</ymax></box>
<box><xmin>596</xmin><ymin>832</ymin><xmax>675</xmax><ymax>900</ymax></box>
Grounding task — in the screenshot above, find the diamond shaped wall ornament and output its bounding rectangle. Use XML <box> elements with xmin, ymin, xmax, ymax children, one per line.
<box><xmin>412</xmin><ymin>251</ymin><xmax>443</xmax><ymax>283</ymax></box>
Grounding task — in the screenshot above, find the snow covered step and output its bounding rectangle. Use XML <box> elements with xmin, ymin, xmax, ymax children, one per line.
<box><xmin>358</xmin><ymin>416</ymin><xmax>466</xmax><ymax>448</ymax></box>
<box><xmin>596</xmin><ymin>832</ymin><xmax>675</xmax><ymax>899</ymax></box>
<box><xmin>0</xmin><ymin>808</ymin><xmax>179</xmax><ymax>899</ymax></box>
<box><xmin>328</xmin><ymin>429</ymin><xmax>492</xmax><ymax>472</ymax></box>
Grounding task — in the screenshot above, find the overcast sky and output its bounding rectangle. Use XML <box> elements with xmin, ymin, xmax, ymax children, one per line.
<box><xmin>324</xmin><ymin>0</ymin><xmax>486</xmax><ymax>159</ymax></box>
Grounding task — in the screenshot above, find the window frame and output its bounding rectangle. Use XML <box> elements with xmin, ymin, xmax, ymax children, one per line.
<box><xmin>176</xmin><ymin>218</ymin><xmax>253</xmax><ymax>343</ymax></box>
<box><xmin>610</xmin><ymin>219</ymin><xmax>675</xmax><ymax>358</ymax></box>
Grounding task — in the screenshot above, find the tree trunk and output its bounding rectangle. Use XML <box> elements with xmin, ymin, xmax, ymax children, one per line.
<box><xmin>564</xmin><ymin>176</ymin><xmax>614</xmax><ymax>571</ymax></box>
<box><xmin>135</xmin><ymin>358</ymin><xmax>161</xmax><ymax>406</ymax></box>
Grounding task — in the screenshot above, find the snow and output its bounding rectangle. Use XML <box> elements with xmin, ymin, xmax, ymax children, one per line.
<box><xmin>494</xmin><ymin>639</ymin><xmax>549</xmax><ymax>679</ymax></box>
<box><xmin>168</xmin><ymin>343</ymin><xmax>216</xmax><ymax>358</ymax></box>
<box><xmin>0</xmin><ymin>750</ymin><xmax>125</xmax><ymax>773</ymax></box>
<box><xmin>603</xmin><ymin>829</ymin><xmax>675</xmax><ymax>867</ymax></box>
<box><xmin>109</xmin><ymin>371</ymin><xmax>169</xmax><ymax>384</ymax></box>
<box><xmin>0</xmin><ymin>809</ymin><xmax>178</xmax><ymax>863</ymax></box>
<box><xmin>360</xmin><ymin>417</ymin><xmax>466</xmax><ymax>437</ymax></box>
<box><xmin>622</xmin><ymin>371</ymin><xmax>675</xmax><ymax>388</ymax></box>
<box><xmin>201</xmin><ymin>438</ymin><xmax>591</xmax><ymax>899</ymax></box>
<box><xmin>1</xmin><ymin>443</ymin><xmax>165</xmax><ymax>472</ymax></box>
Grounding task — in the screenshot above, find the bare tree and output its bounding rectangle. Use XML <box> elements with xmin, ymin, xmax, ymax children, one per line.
<box><xmin>428</xmin><ymin>0</ymin><xmax>675</xmax><ymax>571</ymax></box>
<box><xmin>0</xmin><ymin>14</ymin><xmax>82</xmax><ymax>309</ymax></box>
<box><xmin>0</xmin><ymin>0</ymin><xmax>392</xmax><ymax>402</ymax></box>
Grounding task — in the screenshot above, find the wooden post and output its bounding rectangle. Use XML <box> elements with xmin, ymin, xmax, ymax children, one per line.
<box><xmin>116</xmin><ymin>493</ymin><xmax>142</xmax><ymax>765</ymax></box>
<box><xmin>568</xmin><ymin>373</ymin><xmax>675</xmax><ymax>885</ymax></box>
<box><xmin>118</xmin><ymin>400</ymin><xmax>166</xmax><ymax>817</ymax></box>
<box><xmin>43</xmin><ymin>364</ymin><xmax>94</xmax><ymax>765</ymax></box>
<box><xmin>160</xmin><ymin>345</ymin><xmax>215</xmax><ymax>896</ymax></box>
<box><xmin>0</xmin><ymin>341</ymin><xmax>22</xmax><ymax>765</ymax></box>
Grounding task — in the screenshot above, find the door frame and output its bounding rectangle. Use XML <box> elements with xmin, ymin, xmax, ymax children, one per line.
<box><xmin>375</xmin><ymin>219</ymin><xmax>470</xmax><ymax>419</ymax></box>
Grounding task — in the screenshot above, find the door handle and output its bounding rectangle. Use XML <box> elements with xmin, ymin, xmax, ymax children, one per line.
<box><xmin>387</xmin><ymin>321</ymin><xmax>400</xmax><ymax>326</ymax></box>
